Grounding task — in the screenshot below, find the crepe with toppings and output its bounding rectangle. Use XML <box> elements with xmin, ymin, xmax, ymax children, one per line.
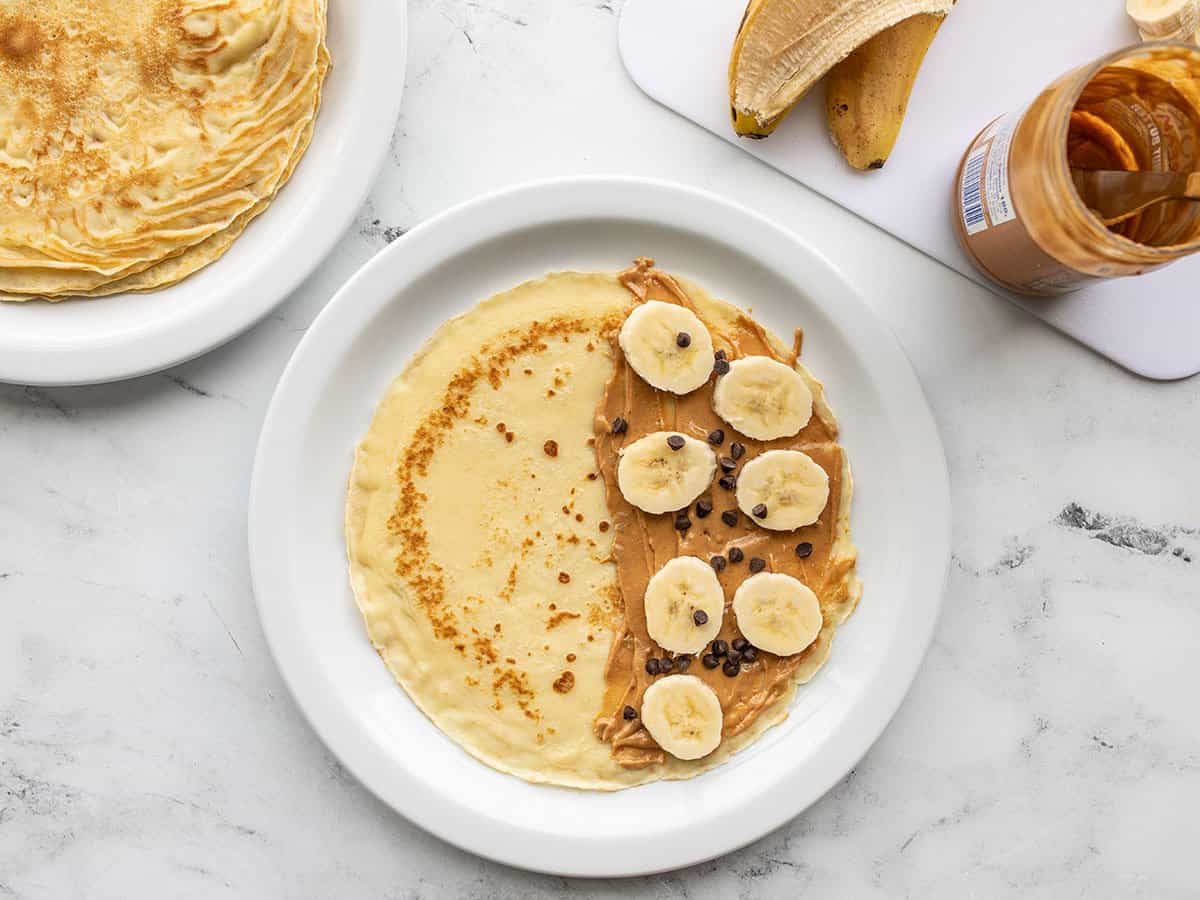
<box><xmin>345</xmin><ymin>263</ymin><xmax>860</xmax><ymax>790</ymax></box>
<box><xmin>0</xmin><ymin>0</ymin><xmax>328</xmax><ymax>301</ymax></box>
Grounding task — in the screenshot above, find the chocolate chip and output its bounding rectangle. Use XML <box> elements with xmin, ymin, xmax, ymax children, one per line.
<box><xmin>645</xmin><ymin>658</ymin><xmax>660</xmax><ymax>675</ymax></box>
<box><xmin>667</xmin><ymin>434</ymin><xmax>686</xmax><ymax>451</ymax></box>
<box><xmin>714</xmin><ymin>349</ymin><xmax>727</xmax><ymax>361</ymax></box>
<box><xmin>693</xmin><ymin>609</ymin><xmax>709</xmax><ymax>626</ymax></box>
<box><xmin>674</xmin><ymin>511</ymin><xmax>691</xmax><ymax>532</ymax></box>
<box><xmin>721</xmin><ymin>509</ymin><xmax>739</xmax><ymax>527</ymax></box>
<box><xmin>543</xmin><ymin>439</ymin><xmax>558</xmax><ymax>457</ymax></box>
<box><xmin>718</xmin><ymin>456</ymin><xmax>737</xmax><ymax>472</ymax></box>
<box><xmin>795</xmin><ymin>541</ymin><xmax>814</xmax><ymax>558</ymax></box>
<box><xmin>677</xmin><ymin>654</ymin><xmax>693</xmax><ymax>670</ymax></box>
<box><xmin>730</xmin><ymin>442</ymin><xmax>746</xmax><ymax>460</ymax></box>
<box><xmin>722</xmin><ymin>660</ymin><xmax>740</xmax><ymax>677</ymax></box>
<box><xmin>660</xmin><ymin>656</ymin><xmax>676</xmax><ymax>672</ymax></box>
<box><xmin>623</xmin><ymin>705</ymin><xmax>638</xmax><ymax>720</ymax></box>
<box><xmin>710</xmin><ymin>554</ymin><xmax>727</xmax><ymax>572</ymax></box>
<box><xmin>748</xmin><ymin>557</ymin><xmax>766</xmax><ymax>574</ymax></box>
<box><xmin>707</xmin><ymin>429</ymin><xmax>725</xmax><ymax>445</ymax></box>
<box><xmin>676</xmin><ymin>332</ymin><xmax>692</xmax><ymax>348</ymax></box>
<box><xmin>713</xmin><ymin>358</ymin><xmax>731</xmax><ymax>376</ymax></box>
<box><xmin>711</xmin><ymin>639</ymin><xmax>729</xmax><ymax>658</ymax></box>
<box><xmin>718</xmin><ymin>474</ymin><xmax>737</xmax><ymax>491</ymax></box>
<box><xmin>726</xmin><ymin>650</ymin><xmax>742</xmax><ymax>665</ymax></box>
<box><xmin>752</xmin><ymin>503</ymin><xmax>768</xmax><ymax>519</ymax></box>
<box><xmin>732</xmin><ymin>637</ymin><xmax>749</xmax><ymax>653</ymax></box>
<box><xmin>702</xmin><ymin>653</ymin><xmax>720</xmax><ymax>669</ymax></box>
<box><xmin>695</xmin><ymin>499</ymin><xmax>713</xmax><ymax>518</ymax></box>
<box><xmin>741</xmin><ymin>646</ymin><xmax>758</xmax><ymax>663</ymax></box>
<box><xmin>611</xmin><ymin>416</ymin><xmax>628</xmax><ymax>435</ymax></box>
<box><xmin>727</xmin><ymin>546</ymin><xmax>744</xmax><ymax>563</ymax></box>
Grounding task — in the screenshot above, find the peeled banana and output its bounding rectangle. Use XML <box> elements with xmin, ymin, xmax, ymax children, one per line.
<box><xmin>825</xmin><ymin>12</ymin><xmax>947</xmax><ymax>170</ymax></box>
<box><xmin>619</xmin><ymin>300</ymin><xmax>715</xmax><ymax>395</ymax></box>
<box><xmin>736</xmin><ymin>449</ymin><xmax>829</xmax><ymax>531</ymax></box>
<box><xmin>712</xmin><ymin>356</ymin><xmax>813</xmax><ymax>441</ymax></box>
<box><xmin>617</xmin><ymin>431</ymin><xmax>717</xmax><ymax>514</ymax></box>
<box><xmin>644</xmin><ymin>556</ymin><xmax>725</xmax><ymax>654</ymax></box>
<box><xmin>1126</xmin><ymin>0</ymin><xmax>1200</xmax><ymax>41</ymax></box>
<box><xmin>732</xmin><ymin>572</ymin><xmax>823</xmax><ymax>656</ymax></box>
<box><xmin>640</xmin><ymin>675</ymin><xmax>724</xmax><ymax>760</ymax></box>
<box><xmin>729</xmin><ymin>0</ymin><xmax>954</xmax><ymax>139</ymax></box>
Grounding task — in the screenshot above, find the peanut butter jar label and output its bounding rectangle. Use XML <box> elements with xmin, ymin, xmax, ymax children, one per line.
<box><xmin>954</xmin><ymin>113</ymin><xmax>1098</xmax><ymax>296</ymax></box>
<box><xmin>959</xmin><ymin>114</ymin><xmax>1017</xmax><ymax>236</ymax></box>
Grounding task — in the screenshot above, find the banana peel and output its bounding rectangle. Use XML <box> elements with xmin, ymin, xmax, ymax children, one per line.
<box><xmin>729</xmin><ymin>0</ymin><xmax>954</xmax><ymax>139</ymax></box>
<box><xmin>825</xmin><ymin>12</ymin><xmax>946</xmax><ymax>170</ymax></box>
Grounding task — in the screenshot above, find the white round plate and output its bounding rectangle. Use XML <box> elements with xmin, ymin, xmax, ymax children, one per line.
<box><xmin>249</xmin><ymin>177</ymin><xmax>951</xmax><ymax>877</ymax></box>
<box><xmin>0</xmin><ymin>2</ymin><xmax>407</xmax><ymax>387</ymax></box>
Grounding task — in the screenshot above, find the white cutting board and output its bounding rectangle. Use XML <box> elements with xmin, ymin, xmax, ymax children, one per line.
<box><xmin>619</xmin><ymin>0</ymin><xmax>1200</xmax><ymax>380</ymax></box>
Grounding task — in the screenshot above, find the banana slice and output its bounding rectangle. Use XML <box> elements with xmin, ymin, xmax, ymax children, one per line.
<box><xmin>1127</xmin><ymin>0</ymin><xmax>1200</xmax><ymax>39</ymax></box>
<box><xmin>712</xmin><ymin>356</ymin><xmax>813</xmax><ymax>440</ymax></box>
<box><xmin>617</xmin><ymin>431</ymin><xmax>717</xmax><ymax>514</ymax></box>
<box><xmin>644</xmin><ymin>556</ymin><xmax>725</xmax><ymax>654</ymax></box>
<box><xmin>618</xmin><ymin>301</ymin><xmax>716</xmax><ymax>394</ymax></box>
<box><xmin>736</xmin><ymin>449</ymin><xmax>829</xmax><ymax>531</ymax></box>
<box><xmin>732</xmin><ymin>572</ymin><xmax>823</xmax><ymax>657</ymax></box>
<box><xmin>640</xmin><ymin>674</ymin><xmax>724</xmax><ymax>760</ymax></box>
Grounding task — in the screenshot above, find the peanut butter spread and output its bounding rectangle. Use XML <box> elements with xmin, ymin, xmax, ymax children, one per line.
<box><xmin>593</xmin><ymin>260</ymin><xmax>859</xmax><ymax>769</ymax></box>
<box><xmin>1067</xmin><ymin>61</ymin><xmax>1200</xmax><ymax>246</ymax></box>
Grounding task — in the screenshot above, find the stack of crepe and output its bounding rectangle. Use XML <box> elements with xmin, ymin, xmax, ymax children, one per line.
<box><xmin>0</xmin><ymin>0</ymin><xmax>329</xmax><ymax>302</ymax></box>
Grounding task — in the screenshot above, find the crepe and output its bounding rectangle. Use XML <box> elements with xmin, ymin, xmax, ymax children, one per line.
<box><xmin>346</xmin><ymin>267</ymin><xmax>860</xmax><ymax>790</ymax></box>
<box><xmin>0</xmin><ymin>0</ymin><xmax>328</xmax><ymax>301</ymax></box>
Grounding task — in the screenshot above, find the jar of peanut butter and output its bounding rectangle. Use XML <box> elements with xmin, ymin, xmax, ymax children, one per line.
<box><xmin>954</xmin><ymin>42</ymin><xmax>1200</xmax><ymax>296</ymax></box>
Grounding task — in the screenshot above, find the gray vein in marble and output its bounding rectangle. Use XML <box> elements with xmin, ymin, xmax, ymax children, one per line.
<box><xmin>162</xmin><ymin>374</ymin><xmax>210</xmax><ymax>398</ymax></box>
<box><xmin>17</xmin><ymin>387</ymin><xmax>74</xmax><ymax>419</ymax></box>
<box><xmin>1019</xmin><ymin>715</ymin><xmax>1051</xmax><ymax>760</ymax></box>
<box><xmin>139</xmin><ymin>792</ymin><xmax>262</xmax><ymax>840</ymax></box>
<box><xmin>203</xmin><ymin>594</ymin><xmax>244</xmax><ymax>658</ymax></box>
<box><xmin>158</xmin><ymin>372</ymin><xmax>248</xmax><ymax>407</ymax></box>
<box><xmin>953</xmin><ymin>540</ymin><xmax>1037</xmax><ymax>577</ymax></box>
<box><xmin>1</xmin><ymin>761</ymin><xmax>79</xmax><ymax>823</ymax></box>
<box><xmin>266</xmin><ymin>311</ymin><xmax>310</xmax><ymax>334</ymax></box>
<box><xmin>1057</xmin><ymin>501</ymin><xmax>1195</xmax><ymax>561</ymax></box>
<box><xmin>900</xmin><ymin>797</ymin><xmax>992</xmax><ymax>855</ymax></box>
<box><xmin>465</xmin><ymin>2</ymin><xmax>528</xmax><ymax>27</ymax></box>
<box><xmin>360</xmin><ymin>218</ymin><xmax>408</xmax><ymax>245</ymax></box>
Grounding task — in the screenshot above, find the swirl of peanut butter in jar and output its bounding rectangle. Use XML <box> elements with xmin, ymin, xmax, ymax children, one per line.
<box><xmin>954</xmin><ymin>42</ymin><xmax>1200</xmax><ymax>296</ymax></box>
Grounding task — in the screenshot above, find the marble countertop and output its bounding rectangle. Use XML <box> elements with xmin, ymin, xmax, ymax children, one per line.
<box><xmin>2</xmin><ymin>1</ymin><xmax>1198</xmax><ymax>896</ymax></box>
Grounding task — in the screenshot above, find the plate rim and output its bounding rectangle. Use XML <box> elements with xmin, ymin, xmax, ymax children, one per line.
<box><xmin>248</xmin><ymin>175</ymin><xmax>951</xmax><ymax>877</ymax></box>
<box><xmin>0</xmin><ymin>1</ymin><xmax>408</xmax><ymax>387</ymax></box>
